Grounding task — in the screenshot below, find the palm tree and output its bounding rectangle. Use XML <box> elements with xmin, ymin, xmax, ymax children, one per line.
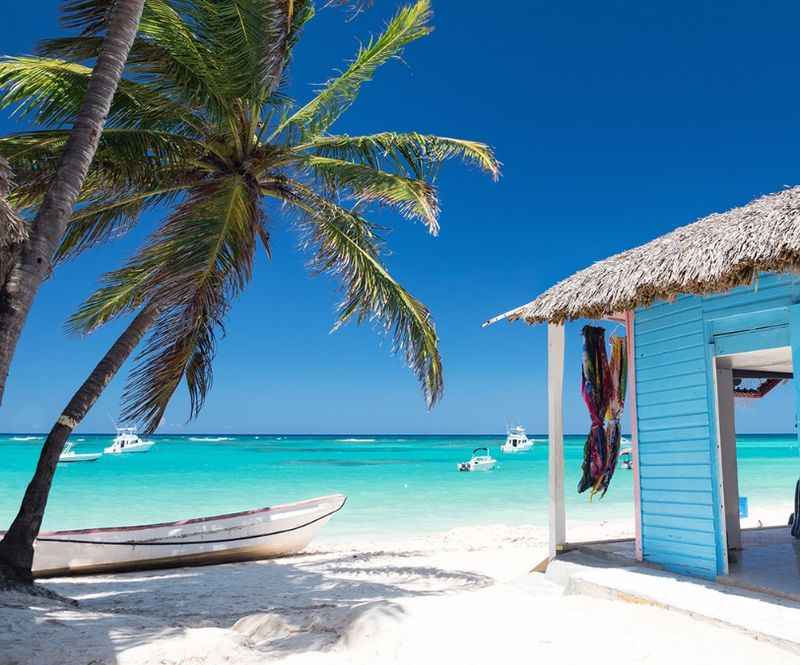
<box><xmin>0</xmin><ymin>0</ymin><xmax>499</xmax><ymax>584</ymax></box>
<box><xmin>0</xmin><ymin>305</ymin><xmax>157</xmax><ymax>582</ymax></box>
<box><xmin>0</xmin><ymin>158</ymin><xmax>26</xmax><ymax>285</ymax></box>
<box><xmin>0</xmin><ymin>0</ymin><xmax>146</xmax><ymax>405</ymax></box>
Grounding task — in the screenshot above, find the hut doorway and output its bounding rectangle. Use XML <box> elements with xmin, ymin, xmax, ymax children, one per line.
<box><xmin>713</xmin><ymin>344</ymin><xmax>793</xmax><ymax>578</ymax></box>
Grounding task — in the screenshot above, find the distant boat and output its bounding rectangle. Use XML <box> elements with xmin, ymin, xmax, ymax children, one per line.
<box><xmin>58</xmin><ymin>441</ymin><xmax>102</xmax><ymax>464</ymax></box>
<box><xmin>27</xmin><ymin>494</ymin><xmax>347</xmax><ymax>578</ymax></box>
<box><xmin>620</xmin><ymin>439</ymin><xmax>633</xmax><ymax>470</ymax></box>
<box><xmin>501</xmin><ymin>425</ymin><xmax>537</xmax><ymax>453</ymax></box>
<box><xmin>457</xmin><ymin>447</ymin><xmax>497</xmax><ymax>472</ymax></box>
<box><xmin>104</xmin><ymin>427</ymin><xmax>155</xmax><ymax>454</ymax></box>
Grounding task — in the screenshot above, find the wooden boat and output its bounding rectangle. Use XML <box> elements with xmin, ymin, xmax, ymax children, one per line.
<box><xmin>58</xmin><ymin>441</ymin><xmax>102</xmax><ymax>463</ymax></box>
<box><xmin>25</xmin><ymin>494</ymin><xmax>346</xmax><ymax>578</ymax></box>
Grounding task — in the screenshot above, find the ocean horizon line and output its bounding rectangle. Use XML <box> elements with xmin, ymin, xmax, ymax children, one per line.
<box><xmin>2</xmin><ymin>431</ymin><xmax>796</xmax><ymax>437</ymax></box>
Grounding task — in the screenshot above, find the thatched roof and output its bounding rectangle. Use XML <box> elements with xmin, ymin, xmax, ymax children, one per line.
<box><xmin>487</xmin><ymin>186</ymin><xmax>800</xmax><ymax>326</ymax></box>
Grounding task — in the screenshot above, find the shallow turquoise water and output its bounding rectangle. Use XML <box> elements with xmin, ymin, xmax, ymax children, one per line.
<box><xmin>1</xmin><ymin>434</ymin><xmax>798</xmax><ymax>538</ymax></box>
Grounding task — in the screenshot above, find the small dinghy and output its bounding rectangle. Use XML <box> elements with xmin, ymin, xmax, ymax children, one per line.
<box><xmin>58</xmin><ymin>442</ymin><xmax>102</xmax><ymax>464</ymax></box>
<box><xmin>25</xmin><ymin>494</ymin><xmax>346</xmax><ymax>577</ymax></box>
<box><xmin>457</xmin><ymin>447</ymin><xmax>497</xmax><ymax>472</ymax></box>
<box><xmin>104</xmin><ymin>427</ymin><xmax>155</xmax><ymax>454</ymax></box>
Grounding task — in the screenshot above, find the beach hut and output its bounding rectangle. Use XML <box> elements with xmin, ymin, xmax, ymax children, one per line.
<box><xmin>486</xmin><ymin>187</ymin><xmax>800</xmax><ymax>581</ymax></box>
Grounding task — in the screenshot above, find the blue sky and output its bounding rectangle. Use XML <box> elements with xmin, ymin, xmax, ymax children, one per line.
<box><xmin>2</xmin><ymin>1</ymin><xmax>799</xmax><ymax>434</ymax></box>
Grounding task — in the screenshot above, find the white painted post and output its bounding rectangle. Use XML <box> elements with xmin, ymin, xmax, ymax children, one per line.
<box><xmin>548</xmin><ymin>323</ymin><xmax>566</xmax><ymax>559</ymax></box>
<box><xmin>624</xmin><ymin>311</ymin><xmax>644</xmax><ymax>561</ymax></box>
<box><xmin>716</xmin><ymin>365</ymin><xmax>741</xmax><ymax>551</ymax></box>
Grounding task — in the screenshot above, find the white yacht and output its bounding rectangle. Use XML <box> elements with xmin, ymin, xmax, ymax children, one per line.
<box><xmin>620</xmin><ymin>438</ymin><xmax>633</xmax><ymax>470</ymax></box>
<box><xmin>501</xmin><ymin>425</ymin><xmax>535</xmax><ymax>453</ymax></box>
<box><xmin>104</xmin><ymin>427</ymin><xmax>155</xmax><ymax>454</ymax></box>
<box><xmin>58</xmin><ymin>441</ymin><xmax>102</xmax><ymax>463</ymax></box>
<box><xmin>457</xmin><ymin>447</ymin><xmax>497</xmax><ymax>472</ymax></box>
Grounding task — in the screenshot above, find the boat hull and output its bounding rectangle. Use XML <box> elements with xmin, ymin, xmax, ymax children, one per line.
<box><xmin>104</xmin><ymin>441</ymin><xmax>155</xmax><ymax>454</ymax></box>
<box><xmin>22</xmin><ymin>494</ymin><xmax>346</xmax><ymax>578</ymax></box>
<box><xmin>501</xmin><ymin>443</ymin><xmax>532</xmax><ymax>453</ymax></box>
<box><xmin>58</xmin><ymin>453</ymin><xmax>102</xmax><ymax>463</ymax></box>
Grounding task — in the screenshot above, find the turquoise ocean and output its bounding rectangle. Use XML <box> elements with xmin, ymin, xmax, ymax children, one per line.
<box><xmin>1</xmin><ymin>434</ymin><xmax>798</xmax><ymax>539</ymax></box>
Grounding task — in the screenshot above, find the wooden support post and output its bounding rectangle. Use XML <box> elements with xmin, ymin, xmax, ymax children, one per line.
<box><xmin>548</xmin><ymin>323</ymin><xmax>566</xmax><ymax>559</ymax></box>
<box><xmin>716</xmin><ymin>365</ymin><xmax>741</xmax><ymax>551</ymax></box>
<box><xmin>624</xmin><ymin>311</ymin><xmax>643</xmax><ymax>561</ymax></box>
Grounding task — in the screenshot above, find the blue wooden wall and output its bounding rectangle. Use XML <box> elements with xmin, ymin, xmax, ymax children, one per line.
<box><xmin>633</xmin><ymin>273</ymin><xmax>799</xmax><ymax>579</ymax></box>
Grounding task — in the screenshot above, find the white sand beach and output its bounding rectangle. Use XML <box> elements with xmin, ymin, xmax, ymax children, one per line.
<box><xmin>0</xmin><ymin>513</ymin><xmax>793</xmax><ymax>665</ymax></box>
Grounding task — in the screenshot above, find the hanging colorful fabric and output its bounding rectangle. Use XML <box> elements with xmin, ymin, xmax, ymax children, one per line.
<box><xmin>594</xmin><ymin>335</ymin><xmax>627</xmax><ymax>498</ymax></box>
<box><xmin>578</xmin><ymin>326</ymin><xmax>612</xmax><ymax>495</ymax></box>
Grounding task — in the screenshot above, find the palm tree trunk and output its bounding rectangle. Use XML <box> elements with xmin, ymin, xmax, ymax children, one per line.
<box><xmin>0</xmin><ymin>0</ymin><xmax>145</xmax><ymax>405</ymax></box>
<box><xmin>0</xmin><ymin>305</ymin><xmax>157</xmax><ymax>584</ymax></box>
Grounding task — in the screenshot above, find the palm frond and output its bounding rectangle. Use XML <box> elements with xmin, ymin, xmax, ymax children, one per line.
<box><xmin>1</xmin><ymin>128</ymin><xmax>202</xmax><ymax>219</ymax></box>
<box><xmin>304</xmin><ymin>154</ymin><xmax>440</xmax><ymax>233</ymax></box>
<box><xmin>273</xmin><ymin>0</ymin><xmax>432</xmax><ymax>141</ymax></box>
<box><xmin>0</xmin><ymin>56</ymin><xmax>202</xmax><ymax>132</ymax></box>
<box><xmin>0</xmin><ymin>157</ymin><xmax>26</xmax><ymax>252</ymax></box>
<box><xmin>72</xmin><ymin>176</ymin><xmax>262</xmax><ymax>431</ymax></box>
<box><xmin>303</xmin><ymin>132</ymin><xmax>500</xmax><ymax>181</ymax></box>
<box><xmin>280</xmin><ymin>181</ymin><xmax>443</xmax><ymax>406</ymax></box>
<box><xmin>57</xmin><ymin>184</ymin><xmax>190</xmax><ymax>262</ymax></box>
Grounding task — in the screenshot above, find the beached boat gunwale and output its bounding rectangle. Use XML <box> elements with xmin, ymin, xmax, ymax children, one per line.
<box><xmin>20</xmin><ymin>494</ymin><xmax>346</xmax><ymax>578</ymax></box>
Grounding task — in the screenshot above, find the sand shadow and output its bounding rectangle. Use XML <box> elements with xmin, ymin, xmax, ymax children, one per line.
<box><xmin>21</xmin><ymin>548</ymin><xmax>494</xmax><ymax>661</ymax></box>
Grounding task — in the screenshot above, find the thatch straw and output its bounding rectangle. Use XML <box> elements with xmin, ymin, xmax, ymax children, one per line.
<box><xmin>490</xmin><ymin>186</ymin><xmax>800</xmax><ymax>325</ymax></box>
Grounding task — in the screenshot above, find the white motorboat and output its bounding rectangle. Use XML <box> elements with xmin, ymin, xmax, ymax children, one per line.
<box><xmin>58</xmin><ymin>442</ymin><xmax>102</xmax><ymax>464</ymax></box>
<box><xmin>501</xmin><ymin>425</ymin><xmax>537</xmax><ymax>453</ymax></box>
<box><xmin>23</xmin><ymin>494</ymin><xmax>346</xmax><ymax>578</ymax></box>
<box><xmin>620</xmin><ymin>439</ymin><xmax>633</xmax><ymax>470</ymax></box>
<box><xmin>457</xmin><ymin>447</ymin><xmax>497</xmax><ymax>472</ymax></box>
<box><xmin>104</xmin><ymin>427</ymin><xmax>155</xmax><ymax>454</ymax></box>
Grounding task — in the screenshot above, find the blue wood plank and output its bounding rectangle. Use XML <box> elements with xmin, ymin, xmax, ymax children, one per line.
<box><xmin>640</xmin><ymin>500</ymin><xmax>714</xmax><ymax>519</ymax></box>
<box><xmin>639</xmin><ymin>450</ymin><xmax>711</xmax><ymax>466</ymax></box>
<box><xmin>635</xmin><ymin>307</ymin><xmax>703</xmax><ymax>335</ymax></box>
<box><xmin>637</xmin><ymin>426</ymin><xmax>709</xmax><ymax>444</ymax></box>
<box><xmin>637</xmin><ymin>324</ymin><xmax>703</xmax><ymax>349</ymax></box>
<box><xmin>638</xmin><ymin>442</ymin><xmax>711</xmax><ymax>456</ymax></box>
<box><xmin>638</xmin><ymin>412</ymin><xmax>709</xmax><ymax>432</ymax></box>
<box><xmin>789</xmin><ymin>305</ymin><xmax>800</xmax><ymax>449</ymax></box>
<box><xmin>644</xmin><ymin>537</ymin><xmax>716</xmax><ymax>559</ymax></box>
<box><xmin>640</xmin><ymin>477</ymin><xmax>714</xmax><ymax>492</ymax></box>
<box><xmin>636</xmin><ymin>344</ymin><xmax>706</xmax><ymax>370</ymax></box>
<box><xmin>644</xmin><ymin>547</ymin><xmax>716</xmax><ymax>573</ymax></box>
<box><xmin>641</xmin><ymin>512</ymin><xmax>715</xmax><ymax>532</ymax></box>
<box><xmin>637</xmin><ymin>374</ymin><xmax>706</xmax><ymax>396</ymax></box>
<box><xmin>640</xmin><ymin>489</ymin><xmax>713</xmax><ymax>505</ymax></box>
<box><xmin>638</xmin><ymin>397</ymin><xmax>710</xmax><ymax>420</ymax></box>
<box><xmin>636</xmin><ymin>297</ymin><xmax>700</xmax><ymax>323</ymax></box>
<box><xmin>637</xmin><ymin>384</ymin><xmax>708</xmax><ymax>408</ymax></box>
<box><xmin>713</xmin><ymin>325</ymin><xmax>789</xmax><ymax>356</ymax></box>
<box><xmin>708</xmin><ymin>307</ymin><xmax>789</xmax><ymax>335</ymax></box>
<box><xmin>637</xmin><ymin>357</ymin><xmax>707</xmax><ymax>382</ymax></box>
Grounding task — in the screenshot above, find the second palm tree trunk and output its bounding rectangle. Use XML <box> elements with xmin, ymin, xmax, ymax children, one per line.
<box><xmin>0</xmin><ymin>304</ymin><xmax>157</xmax><ymax>583</ymax></box>
<box><xmin>0</xmin><ymin>0</ymin><xmax>146</xmax><ymax>405</ymax></box>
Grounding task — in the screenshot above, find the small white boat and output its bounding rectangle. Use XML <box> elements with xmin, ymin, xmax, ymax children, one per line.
<box><xmin>58</xmin><ymin>442</ymin><xmax>102</xmax><ymax>464</ymax></box>
<box><xmin>23</xmin><ymin>494</ymin><xmax>346</xmax><ymax>578</ymax></box>
<box><xmin>457</xmin><ymin>447</ymin><xmax>497</xmax><ymax>472</ymax></box>
<box><xmin>104</xmin><ymin>427</ymin><xmax>155</xmax><ymax>454</ymax></box>
<box><xmin>501</xmin><ymin>425</ymin><xmax>536</xmax><ymax>453</ymax></box>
